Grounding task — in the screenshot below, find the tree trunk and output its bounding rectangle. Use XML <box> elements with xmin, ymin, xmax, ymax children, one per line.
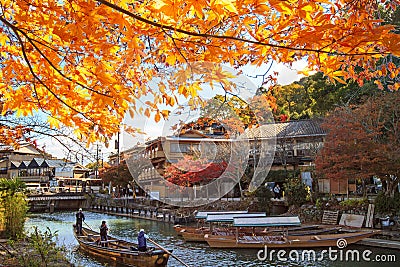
<box><xmin>385</xmin><ymin>180</ymin><xmax>397</xmax><ymax>198</ymax></box>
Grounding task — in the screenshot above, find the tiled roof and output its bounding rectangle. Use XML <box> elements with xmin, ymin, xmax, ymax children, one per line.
<box><xmin>33</xmin><ymin>158</ymin><xmax>46</xmax><ymax>166</ymax></box>
<box><xmin>0</xmin><ymin>142</ymin><xmax>41</xmax><ymax>154</ymax></box>
<box><xmin>10</xmin><ymin>161</ymin><xmax>21</xmax><ymax>169</ymax></box>
<box><xmin>45</xmin><ymin>159</ymin><xmax>70</xmax><ymax>168</ymax></box>
<box><xmin>245</xmin><ymin>119</ymin><xmax>326</xmax><ymax>139</ymax></box>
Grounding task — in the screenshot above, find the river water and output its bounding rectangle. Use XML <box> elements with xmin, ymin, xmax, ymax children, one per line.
<box><xmin>25</xmin><ymin>211</ymin><xmax>399</xmax><ymax>267</ymax></box>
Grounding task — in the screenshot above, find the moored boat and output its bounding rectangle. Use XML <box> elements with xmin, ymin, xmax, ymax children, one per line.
<box><xmin>194</xmin><ymin>210</ymin><xmax>249</xmax><ymax>220</ymax></box>
<box><xmin>173</xmin><ymin>225</ymin><xmax>200</xmax><ymax>236</ymax></box>
<box><xmin>204</xmin><ymin>217</ymin><xmax>380</xmax><ymax>248</ymax></box>
<box><xmin>205</xmin><ymin>230</ymin><xmax>379</xmax><ymax>248</ymax></box>
<box><xmin>174</xmin><ymin>211</ymin><xmax>248</xmax><ymax>236</ymax></box>
<box><xmin>181</xmin><ymin>213</ymin><xmax>266</xmax><ymax>242</ymax></box>
<box><xmin>73</xmin><ymin>225</ymin><xmax>171</xmax><ymax>267</ymax></box>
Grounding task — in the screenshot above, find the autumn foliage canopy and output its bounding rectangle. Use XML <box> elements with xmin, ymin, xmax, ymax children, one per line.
<box><xmin>1</xmin><ymin>0</ymin><xmax>400</xmax><ymax>146</ymax></box>
<box><xmin>164</xmin><ymin>155</ymin><xmax>227</xmax><ymax>187</ymax></box>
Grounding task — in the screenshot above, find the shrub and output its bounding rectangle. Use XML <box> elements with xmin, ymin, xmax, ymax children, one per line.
<box><xmin>284</xmin><ymin>178</ymin><xmax>309</xmax><ymax>207</ymax></box>
<box><xmin>339</xmin><ymin>198</ymin><xmax>369</xmax><ymax>209</ymax></box>
<box><xmin>3</xmin><ymin>194</ymin><xmax>28</xmax><ymax>239</ymax></box>
<box><xmin>374</xmin><ymin>192</ymin><xmax>400</xmax><ymax>214</ymax></box>
<box><xmin>0</xmin><ymin>178</ymin><xmax>28</xmax><ymax>239</ymax></box>
<box><xmin>9</xmin><ymin>226</ymin><xmax>67</xmax><ymax>267</ymax></box>
<box><xmin>315</xmin><ymin>198</ymin><xmax>324</xmax><ymax>210</ymax></box>
<box><xmin>255</xmin><ymin>185</ymin><xmax>274</xmax><ymax>213</ymax></box>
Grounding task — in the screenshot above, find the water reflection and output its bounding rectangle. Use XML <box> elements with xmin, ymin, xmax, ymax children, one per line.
<box><xmin>25</xmin><ymin>211</ymin><xmax>399</xmax><ymax>267</ymax></box>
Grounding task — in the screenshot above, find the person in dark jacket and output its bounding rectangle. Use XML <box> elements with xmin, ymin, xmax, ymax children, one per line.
<box><xmin>75</xmin><ymin>208</ymin><xmax>85</xmax><ymax>235</ymax></box>
<box><xmin>99</xmin><ymin>221</ymin><xmax>109</xmax><ymax>247</ymax></box>
<box><xmin>137</xmin><ymin>229</ymin><xmax>148</xmax><ymax>252</ymax></box>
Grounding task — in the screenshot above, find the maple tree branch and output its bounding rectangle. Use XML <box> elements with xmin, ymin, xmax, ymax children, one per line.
<box><xmin>4</xmin><ymin>23</ymin><xmax>87</xmax><ymax>119</ymax></box>
<box><xmin>246</xmin><ymin>60</ymin><xmax>274</xmax><ymax>86</ymax></box>
<box><xmin>34</xmin><ymin>131</ymin><xmax>93</xmax><ymax>161</ymax></box>
<box><xmin>161</xmin><ymin>28</ymin><xmax>189</xmax><ymax>64</ymax></box>
<box><xmin>0</xmin><ymin>115</ymin><xmax>93</xmax><ymax>159</ymax></box>
<box><xmin>0</xmin><ymin>16</ymin><xmax>114</xmax><ymax>131</ymax></box>
<box><xmin>19</xmin><ymin>31</ymin><xmax>113</xmax><ymax>98</ymax></box>
<box><xmin>96</xmin><ymin>0</ymin><xmax>386</xmax><ymax>57</ymax></box>
<box><xmin>31</xmin><ymin>81</ymin><xmax>46</xmax><ymax>111</ymax></box>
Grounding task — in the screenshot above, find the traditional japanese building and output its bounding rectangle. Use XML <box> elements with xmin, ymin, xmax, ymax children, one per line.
<box><xmin>0</xmin><ymin>142</ymin><xmax>90</xmax><ymax>189</ymax></box>
<box><xmin>123</xmin><ymin>119</ymin><xmax>327</xmax><ymax>198</ymax></box>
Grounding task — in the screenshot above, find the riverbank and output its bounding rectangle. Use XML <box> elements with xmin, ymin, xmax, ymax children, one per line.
<box><xmin>0</xmin><ymin>236</ymin><xmax>73</xmax><ymax>266</ymax></box>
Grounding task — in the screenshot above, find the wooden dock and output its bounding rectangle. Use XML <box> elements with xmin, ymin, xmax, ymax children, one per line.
<box><xmin>89</xmin><ymin>204</ymin><xmax>192</xmax><ymax>224</ymax></box>
<box><xmin>357</xmin><ymin>238</ymin><xmax>400</xmax><ymax>250</ymax></box>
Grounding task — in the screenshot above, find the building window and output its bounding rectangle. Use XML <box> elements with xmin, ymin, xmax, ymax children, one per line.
<box><xmin>170</xmin><ymin>143</ymin><xmax>198</xmax><ymax>153</ymax></box>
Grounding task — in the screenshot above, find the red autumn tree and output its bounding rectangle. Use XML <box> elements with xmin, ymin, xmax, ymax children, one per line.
<box><xmin>315</xmin><ymin>91</ymin><xmax>400</xmax><ymax>197</ymax></box>
<box><xmin>164</xmin><ymin>155</ymin><xmax>227</xmax><ymax>187</ymax></box>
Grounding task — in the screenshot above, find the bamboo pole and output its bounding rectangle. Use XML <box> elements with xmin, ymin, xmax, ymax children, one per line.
<box><xmin>84</xmin><ymin>221</ymin><xmax>94</xmax><ymax>231</ymax></box>
<box><xmin>147</xmin><ymin>238</ymin><xmax>190</xmax><ymax>267</ymax></box>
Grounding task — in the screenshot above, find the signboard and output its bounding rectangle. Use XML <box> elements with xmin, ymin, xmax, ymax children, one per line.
<box><xmin>301</xmin><ymin>172</ymin><xmax>312</xmax><ymax>190</ymax></box>
<box><xmin>339</xmin><ymin>214</ymin><xmax>365</xmax><ymax>228</ymax></box>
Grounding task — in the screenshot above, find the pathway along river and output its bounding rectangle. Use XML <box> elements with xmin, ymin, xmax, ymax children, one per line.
<box><xmin>26</xmin><ymin>211</ymin><xmax>399</xmax><ymax>267</ymax></box>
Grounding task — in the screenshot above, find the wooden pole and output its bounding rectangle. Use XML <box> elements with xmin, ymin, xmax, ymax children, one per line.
<box><xmin>84</xmin><ymin>221</ymin><xmax>94</xmax><ymax>231</ymax></box>
<box><xmin>147</xmin><ymin>238</ymin><xmax>190</xmax><ymax>267</ymax></box>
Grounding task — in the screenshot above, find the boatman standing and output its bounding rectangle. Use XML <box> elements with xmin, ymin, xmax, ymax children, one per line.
<box><xmin>100</xmin><ymin>220</ymin><xmax>109</xmax><ymax>247</ymax></box>
<box><xmin>75</xmin><ymin>208</ymin><xmax>85</xmax><ymax>235</ymax></box>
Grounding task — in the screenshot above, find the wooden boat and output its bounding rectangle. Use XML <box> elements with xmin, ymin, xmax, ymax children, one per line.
<box><xmin>210</xmin><ymin>225</ymin><xmax>341</xmax><ymax>237</ymax></box>
<box><xmin>194</xmin><ymin>210</ymin><xmax>249</xmax><ymax>220</ymax></box>
<box><xmin>174</xmin><ymin>211</ymin><xmax>248</xmax><ymax>239</ymax></box>
<box><xmin>205</xmin><ymin>230</ymin><xmax>379</xmax><ymax>248</ymax></box>
<box><xmin>173</xmin><ymin>225</ymin><xmax>205</xmax><ymax>236</ymax></box>
<box><xmin>73</xmin><ymin>225</ymin><xmax>171</xmax><ymax>267</ymax></box>
<box><xmin>204</xmin><ymin>217</ymin><xmax>380</xmax><ymax>248</ymax></box>
<box><xmin>182</xmin><ymin>223</ymin><xmax>340</xmax><ymax>242</ymax></box>
<box><xmin>181</xmin><ymin>213</ymin><xmax>266</xmax><ymax>242</ymax></box>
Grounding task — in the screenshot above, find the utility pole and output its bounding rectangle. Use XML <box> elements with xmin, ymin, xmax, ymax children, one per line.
<box><xmin>95</xmin><ymin>143</ymin><xmax>99</xmax><ymax>180</ymax></box>
<box><xmin>115</xmin><ymin>132</ymin><xmax>120</xmax><ymax>199</ymax></box>
<box><xmin>116</xmin><ymin>132</ymin><xmax>120</xmax><ymax>165</ymax></box>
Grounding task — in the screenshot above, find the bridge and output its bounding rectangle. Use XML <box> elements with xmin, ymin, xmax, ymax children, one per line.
<box><xmin>27</xmin><ymin>193</ymin><xmax>88</xmax><ymax>213</ymax></box>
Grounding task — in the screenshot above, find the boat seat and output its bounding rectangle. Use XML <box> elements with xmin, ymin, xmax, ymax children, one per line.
<box><xmin>88</xmin><ymin>234</ymin><xmax>100</xmax><ymax>237</ymax></box>
<box><xmin>255</xmin><ymin>236</ymin><xmax>265</xmax><ymax>241</ymax></box>
<box><xmin>312</xmin><ymin>236</ymin><xmax>321</xmax><ymax>240</ymax></box>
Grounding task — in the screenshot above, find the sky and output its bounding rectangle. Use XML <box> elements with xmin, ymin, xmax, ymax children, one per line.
<box><xmin>38</xmin><ymin>60</ymin><xmax>307</xmax><ymax>163</ymax></box>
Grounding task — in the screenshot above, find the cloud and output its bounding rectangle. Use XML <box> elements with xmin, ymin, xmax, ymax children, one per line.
<box><xmin>274</xmin><ymin>61</ymin><xmax>307</xmax><ymax>85</ymax></box>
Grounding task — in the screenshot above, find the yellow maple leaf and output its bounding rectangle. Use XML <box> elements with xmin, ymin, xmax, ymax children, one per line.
<box><xmin>212</xmin><ymin>0</ymin><xmax>237</xmax><ymax>14</ymax></box>
<box><xmin>47</xmin><ymin>116</ymin><xmax>60</xmax><ymax>129</ymax></box>
<box><xmin>0</xmin><ymin>33</ymin><xmax>9</xmax><ymax>46</ymax></box>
